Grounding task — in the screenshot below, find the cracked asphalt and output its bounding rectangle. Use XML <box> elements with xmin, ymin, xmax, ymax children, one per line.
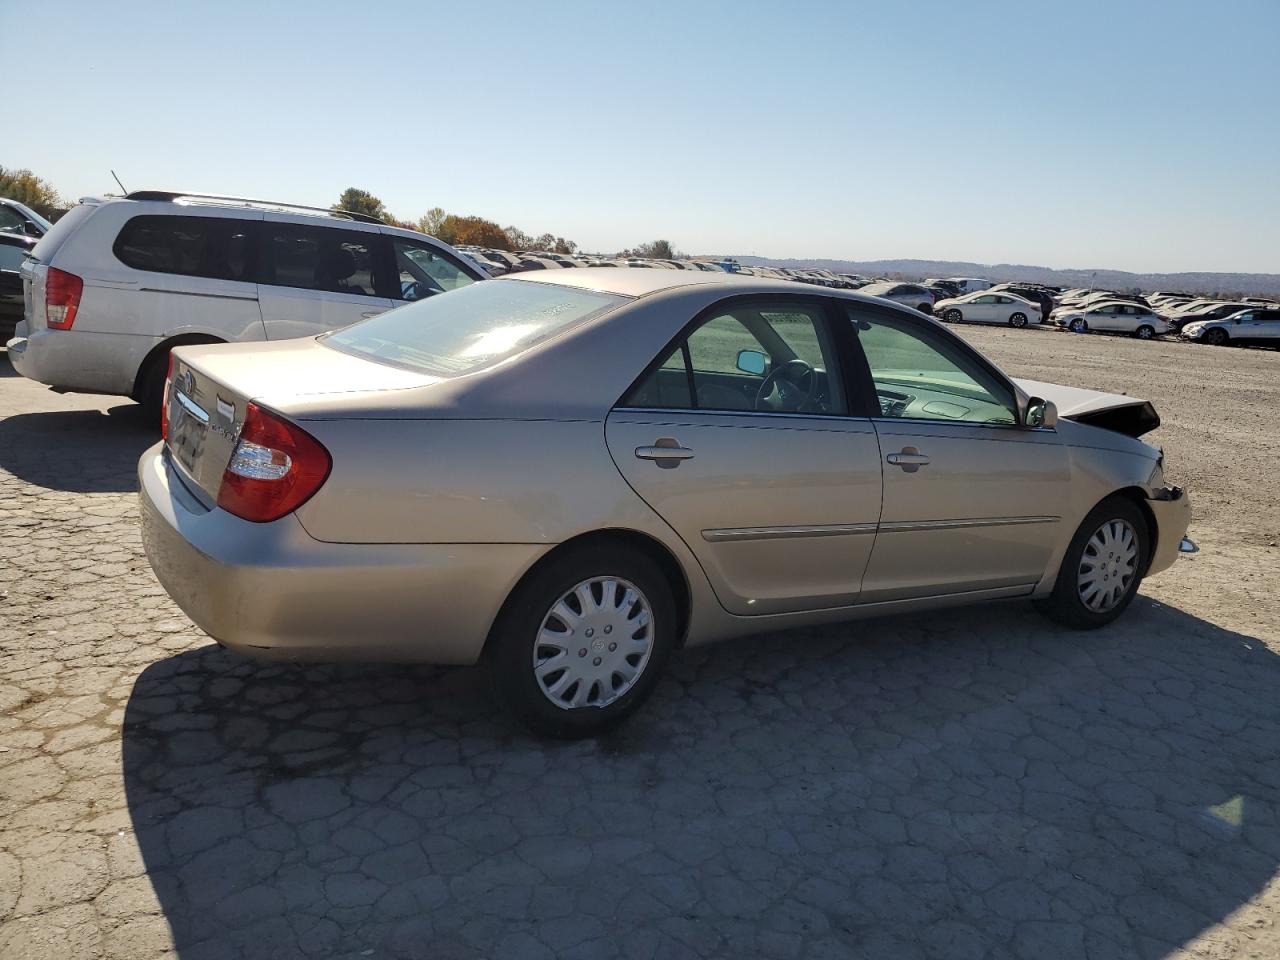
<box><xmin>1</xmin><ymin>329</ymin><xmax>1278</xmax><ymax>960</ymax></box>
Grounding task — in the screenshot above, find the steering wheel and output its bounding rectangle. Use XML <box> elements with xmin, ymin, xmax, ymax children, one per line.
<box><xmin>754</xmin><ymin>358</ymin><xmax>815</xmax><ymax>411</ymax></box>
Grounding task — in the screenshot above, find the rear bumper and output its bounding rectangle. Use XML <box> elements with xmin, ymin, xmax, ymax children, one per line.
<box><xmin>137</xmin><ymin>444</ymin><xmax>547</xmax><ymax>664</ymax></box>
<box><xmin>1147</xmin><ymin>486</ymin><xmax>1192</xmax><ymax>577</ymax></box>
<box><xmin>7</xmin><ymin>327</ymin><xmax>148</xmax><ymax>396</ymax></box>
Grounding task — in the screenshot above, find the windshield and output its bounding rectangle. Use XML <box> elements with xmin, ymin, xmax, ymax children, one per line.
<box><xmin>322</xmin><ymin>279</ymin><xmax>629</xmax><ymax>376</ymax></box>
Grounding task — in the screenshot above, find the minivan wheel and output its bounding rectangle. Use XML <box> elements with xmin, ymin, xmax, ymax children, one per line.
<box><xmin>1009</xmin><ymin>312</ymin><xmax>1028</xmax><ymax>328</ymax></box>
<box><xmin>1034</xmin><ymin>497</ymin><xmax>1149</xmax><ymax>630</ymax></box>
<box><xmin>1204</xmin><ymin>328</ymin><xmax>1229</xmax><ymax>346</ymax></box>
<box><xmin>486</xmin><ymin>544</ymin><xmax>675</xmax><ymax>738</ymax></box>
<box><xmin>1068</xmin><ymin>318</ymin><xmax>1088</xmax><ymax>333</ymax></box>
<box><xmin>944</xmin><ymin>309</ymin><xmax>962</xmax><ymax>323</ymax></box>
<box><xmin>1135</xmin><ymin>325</ymin><xmax>1155</xmax><ymax>340</ymax></box>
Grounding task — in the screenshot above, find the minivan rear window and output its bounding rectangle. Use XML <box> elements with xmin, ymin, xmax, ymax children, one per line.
<box><xmin>323</xmin><ymin>279</ymin><xmax>628</xmax><ymax>376</ymax></box>
<box><xmin>114</xmin><ymin>215</ymin><xmax>254</xmax><ymax>281</ymax></box>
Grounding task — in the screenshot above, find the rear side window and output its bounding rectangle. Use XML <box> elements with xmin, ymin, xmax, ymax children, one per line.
<box><xmin>262</xmin><ymin>223</ymin><xmax>385</xmax><ymax>297</ymax></box>
<box><xmin>114</xmin><ymin>215</ymin><xmax>255</xmax><ymax>281</ymax></box>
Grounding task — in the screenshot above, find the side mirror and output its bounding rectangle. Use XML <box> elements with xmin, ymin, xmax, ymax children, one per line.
<box><xmin>1024</xmin><ymin>397</ymin><xmax>1058</xmax><ymax>429</ymax></box>
<box><xmin>736</xmin><ymin>349</ymin><xmax>767</xmax><ymax>376</ymax></box>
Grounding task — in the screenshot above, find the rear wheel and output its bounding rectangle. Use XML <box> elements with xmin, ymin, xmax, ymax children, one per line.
<box><xmin>486</xmin><ymin>544</ymin><xmax>676</xmax><ymax>738</ymax></box>
<box><xmin>1009</xmin><ymin>312</ymin><xmax>1028</xmax><ymax>328</ymax></box>
<box><xmin>1204</xmin><ymin>327</ymin><xmax>1229</xmax><ymax>346</ymax></box>
<box><xmin>1135</xmin><ymin>325</ymin><xmax>1155</xmax><ymax>340</ymax></box>
<box><xmin>944</xmin><ymin>309</ymin><xmax>962</xmax><ymax>323</ymax></box>
<box><xmin>135</xmin><ymin>336</ymin><xmax>223</xmax><ymax>423</ymax></box>
<box><xmin>917</xmin><ymin>302</ymin><xmax>933</xmax><ymax>315</ymax></box>
<box><xmin>1035</xmin><ymin>497</ymin><xmax>1149</xmax><ymax>629</ymax></box>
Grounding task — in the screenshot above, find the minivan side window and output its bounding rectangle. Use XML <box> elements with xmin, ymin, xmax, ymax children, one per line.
<box><xmin>113</xmin><ymin>215</ymin><xmax>255</xmax><ymax>281</ymax></box>
<box><xmin>262</xmin><ymin>224</ymin><xmax>385</xmax><ymax>297</ymax></box>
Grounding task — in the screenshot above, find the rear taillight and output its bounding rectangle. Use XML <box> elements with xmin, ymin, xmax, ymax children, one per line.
<box><xmin>45</xmin><ymin>267</ymin><xmax>84</xmax><ymax>330</ymax></box>
<box><xmin>216</xmin><ymin>403</ymin><xmax>331</xmax><ymax>523</ymax></box>
<box><xmin>160</xmin><ymin>353</ymin><xmax>174</xmax><ymax>441</ymax></box>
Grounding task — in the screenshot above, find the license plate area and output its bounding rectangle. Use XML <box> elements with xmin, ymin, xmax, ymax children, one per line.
<box><xmin>169</xmin><ymin>388</ymin><xmax>210</xmax><ymax>475</ymax></box>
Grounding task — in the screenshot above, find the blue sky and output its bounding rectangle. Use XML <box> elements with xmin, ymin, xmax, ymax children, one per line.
<box><xmin>6</xmin><ymin>0</ymin><xmax>1278</xmax><ymax>273</ymax></box>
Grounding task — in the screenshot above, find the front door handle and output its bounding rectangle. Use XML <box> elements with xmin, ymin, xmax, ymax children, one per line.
<box><xmin>886</xmin><ymin>447</ymin><xmax>930</xmax><ymax>472</ymax></box>
<box><xmin>636</xmin><ymin>437</ymin><xmax>694</xmax><ymax>469</ymax></box>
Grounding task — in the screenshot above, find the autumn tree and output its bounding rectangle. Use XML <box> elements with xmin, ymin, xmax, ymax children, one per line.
<box><xmin>416</xmin><ymin>207</ymin><xmax>446</xmax><ymax>237</ymax></box>
<box><xmin>635</xmin><ymin>239</ymin><xmax>675</xmax><ymax>260</ymax></box>
<box><xmin>0</xmin><ymin>166</ymin><xmax>65</xmax><ymax>220</ymax></box>
<box><xmin>334</xmin><ymin>187</ymin><xmax>398</xmax><ymax>225</ymax></box>
<box><xmin>434</xmin><ymin>215</ymin><xmax>511</xmax><ymax>250</ymax></box>
<box><xmin>504</xmin><ymin>225</ymin><xmax>533</xmax><ymax>250</ymax></box>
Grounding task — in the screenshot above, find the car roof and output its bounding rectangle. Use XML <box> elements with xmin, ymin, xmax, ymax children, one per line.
<box><xmin>505</xmin><ymin>265</ymin><xmax>782</xmax><ymax>297</ymax></box>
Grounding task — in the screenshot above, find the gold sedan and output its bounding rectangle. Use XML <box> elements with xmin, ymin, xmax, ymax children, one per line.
<box><xmin>140</xmin><ymin>269</ymin><xmax>1192</xmax><ymax>737</ymax></box>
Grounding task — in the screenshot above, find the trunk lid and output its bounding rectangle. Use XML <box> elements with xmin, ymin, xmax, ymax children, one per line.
<box><xmin>165</xmin><ymin>336</ymin><xmax>438</xmax><ymax>503</ymax></box>
<box><xmin>1014</xmin><ymin>378</ymin><xmax>1160</xmax><ymax>438</ymax></box>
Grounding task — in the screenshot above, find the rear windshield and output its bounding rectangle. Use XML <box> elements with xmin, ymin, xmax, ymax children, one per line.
<box><xmin>322</xmin><ymin>279</ymin><xmax>629</xmax><ymax>376</ymax></box>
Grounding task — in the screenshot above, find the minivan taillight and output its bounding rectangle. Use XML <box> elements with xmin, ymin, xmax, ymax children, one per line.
<box><xmin>45</xmin><ymin>267</ymin><xmax>84</xmax><ymax>330</ymax></box>
<box><xmin>216</xmin><ymin>403</ymin><xmax>331</xmax><ymax>523</ymax></box>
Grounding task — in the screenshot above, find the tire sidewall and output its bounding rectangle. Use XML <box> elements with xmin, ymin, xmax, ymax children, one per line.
<box><xmin>1136</xmin><ymin>325</ymin><xmax>1154</xmax><ymax>339</ymax></box>
<box><xmin>1010</xmin><ymin>312</ymin><xmax>1027</xmax><ymax>328</ymax></box>
<box><xmin>945</xmin><ymin>309</ymin><xmax>962</xmax><ymax>323</ymax></box>
<box><xmin>487</xmin><ymin>546</ymin><xmax>676</xmax><ymax>738</ymax></box>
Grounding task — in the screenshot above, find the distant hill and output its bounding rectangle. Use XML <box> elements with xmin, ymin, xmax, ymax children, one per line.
<box><xmin>716</xmin><ymin>256</ymin><xmax>1280</xmax><ymax>298</ymax></box>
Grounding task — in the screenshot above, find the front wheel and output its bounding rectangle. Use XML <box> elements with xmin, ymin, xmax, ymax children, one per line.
<box><xmin>486</xmin><ymin>544</ymin><xmax>676</xmax><ymax>738</ymax></box>
<box><xmin>1204</xmin><ymin>328</ymin><xmax>1229</xmax><ymax>346</ymax></box>
<box><xmin>944</xmin><ymin>309</ymin><xmax>962</xmax><ymax>323</ymax></box>
<box><xmin>1068</xmin><ymin>318</ymin><xmax>1088</xmax><ymax>333</ymax></box>
<box><xmin>1008</xmin><ymin>312</ymin><xmax>1028</xmax><ymax>328</ymax></box>
<box><xmin>1035</xmin><ymin>497</ymin><xmax>1149</xmax><ymax>630</ymax></box>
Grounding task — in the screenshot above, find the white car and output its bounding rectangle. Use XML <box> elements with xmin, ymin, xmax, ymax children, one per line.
<box><xmin>1182</xmin><ymin>307</ymin><xmax>1280</xmax><ymax>347</ymax></box>
<box><xmin>935</xmin><ymin>291</ymin><xmax>1041</xmax><ymax>328</ymax></box>
<box><xmin>1055</xmin><ymin>301</ymin><xmax>1174</xmax><ymax>339</ymax></box>
<box><xmin>8</xmin><ymin>190</ymin><xmax>485</xmax><ymax>413</ymax></box>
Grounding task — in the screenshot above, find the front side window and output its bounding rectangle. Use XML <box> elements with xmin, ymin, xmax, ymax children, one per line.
<box><xmin>262</xmin><ymin>223</ymin><xmax>383</xmax><ymax>297</ymax></box>
<box><xmin>0</xmin><ymin>206</ymin><xmax>27</xmax><ymax>233</ymax></box>
<box><xmin>113</xmin><ymin>215</ymin><xmax>254</xmax><ymax>281</ymax></box>
<box><xmin>324</xmin><ymin>278</ymin><xmax>626</xmax><ymax>376</ymax></box>
<box><xmin>848</xmin><ymin>307</ymin><xmax>1017</xmax><ymax>425</ymax></box>
<box><xmin>624</xmin><ymin>299</ymin><xmax>844</xmax><ymax>415</ymax></box>
<box><xmin>393</xmin><ymin>239</ymin><xmax>477</xmax><ymax>301</ymax></box>
<box><xmin>972</xmin><ymin>295</ymin><xmax>997</xmax><ymax>304</ymax></box>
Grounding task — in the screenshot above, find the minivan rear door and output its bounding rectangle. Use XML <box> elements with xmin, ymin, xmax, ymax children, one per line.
<box><xmin>257</xmin><ymin>215</ymin><xmax>394</xmax><ymax>340</ymax></box>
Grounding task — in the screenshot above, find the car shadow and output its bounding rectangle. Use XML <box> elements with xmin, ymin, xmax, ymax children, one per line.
<box><xmin>0</xmin><ymin>401</ymin><xmax>155</xmax><ymax>493</ymax></box>
<box><xmin>122</xmin><ymin>599</ymin><xmax>1279</xmax><ymax>959</ymax></box>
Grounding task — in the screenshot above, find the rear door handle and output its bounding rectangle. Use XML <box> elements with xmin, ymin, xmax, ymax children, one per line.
<box><xmin>636</xmin><ymin>437</ymin><xmax>694</xmax><ymax>468</ymax></box>
<box><xmin>886</xmin><ymin>447</ymin><xmax>930</xmax><ymax>472</ymax></box>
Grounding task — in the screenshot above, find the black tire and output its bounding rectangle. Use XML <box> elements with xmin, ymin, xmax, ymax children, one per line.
<box><xmin>1135</xmin><ymin>325</ymin><xmax>1155</xmax><ymax>340</ymax></box>
<box><xmin>486</xmin><ymin>544</ymin><xmax>676</xmax><ymax>738</ymax></box>
<box><xmin>1009</xmin><ymin>312</ymin><xmax>1028</xmax><ymax>328</ymax></box>
<box><xmin>1034</xmin><ymin>496</ymin><xmax>1150</xmax><ymax>630</ymax></box>
<box><xmin>136</xmin><ymin>352</ymin><xmax>170</xmax><ymax>424</ymax></box>
<box><xmin>944</xmin><ymin>309</ymin><xmax>962</xmax><ymax>323</ymax></box>
<box><xmin>1204</xmin><ymin>327</ymin><xmax>1229</xmax><ymax>346</ymax></box>
<box><xmin>917</xmin><ymin>302</ymin><xmax>933</xmax><ymax>315</ymax></box>
<box><xmin>1068</xmin><ymin>318</ymin><xmax>1088</xmax><ymax>333</ymax></box>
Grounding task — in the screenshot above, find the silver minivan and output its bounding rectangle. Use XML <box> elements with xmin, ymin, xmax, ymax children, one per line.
<box><xmin>8</xmin><ymin>191</ymin><xmax>485</xmax><ymax>413</ymax></box>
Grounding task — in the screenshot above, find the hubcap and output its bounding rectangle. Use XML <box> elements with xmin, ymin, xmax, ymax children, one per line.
<box><xmin>533</xmin><ymin>577</ymin><xmax>653</xmax><ymax>710</ymax></box>
<box><xmin>1077</xmin><ymin>519</ymin><xmax>1139</xmax><ymax>612</ymax></box>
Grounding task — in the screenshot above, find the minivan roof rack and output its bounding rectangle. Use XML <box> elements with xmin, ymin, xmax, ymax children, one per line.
<box><xmin>123</xmin><ymin>190</ymin><xmax>385</xmax><ymax>225</ymax></box>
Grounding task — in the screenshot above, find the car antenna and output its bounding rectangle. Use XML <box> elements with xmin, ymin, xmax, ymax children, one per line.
<box><xmin>110</xmin><ymin>170</ymin><xmax>128</xmax><ymax>195</ymax></box>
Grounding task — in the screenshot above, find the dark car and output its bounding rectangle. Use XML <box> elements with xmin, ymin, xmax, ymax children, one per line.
<box><xmin>0</xmin><ymin>199</ymin><xmax>52</xmax><ymax>238</ymax></box>
<box><xmin>1</xmin><ymin>231</ymin><xmax>38</xmax><ymax>341</ymax></box>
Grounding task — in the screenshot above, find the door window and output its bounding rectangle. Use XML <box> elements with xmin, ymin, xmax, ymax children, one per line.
<box><xmin>113</xmin><ymin>215</ymin><xmax>255</xmax><ymax>281</ymax></box>
<box><xmin>0</xmin><ymin>206</ymin><xmax>28</xmax><ymax>233</ymax></box>
<box><xmin>848</xmin><ymin>308</ymin><xmax>1017</xmax><ymax>425</ymax></box>
<box><xmin>623</xmin><ymin>299</ymin><xmax>845</xmax><ymax>414</ymax></box>
<box><xmin>971</xmin><ymin>295</ymin><xmax>997</xmax><ymax>304</ymax></box>
<box><xmin>262</xmin><ymin>223</ymin><xmax>384</xmax><ymax>297</ymax></box>
<box><xmin>392</xmin><ymin>239</ymin><xmax>477</xmax><ymax>301</ymax></box>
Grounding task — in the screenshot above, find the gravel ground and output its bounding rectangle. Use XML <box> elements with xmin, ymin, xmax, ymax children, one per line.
<box><xmin>0</xmin><ymin>330</ymin><xmax>1277</xmax><ymax>960</ymax></box>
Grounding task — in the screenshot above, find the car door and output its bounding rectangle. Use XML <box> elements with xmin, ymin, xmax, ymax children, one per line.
<box><xmin>843</xmin><ymin>304</ymin><xmax>1071</xmax><ymax>602</ymax></box>
<box><xmin>1252</xmin><ymin>310</ymin><xmax>1280</xmax><ymax>344</ymax></box>
<box><xmin>967</xmin><ymin>294</ymin><xmax>999</xmax><ymax>323</ymax></box>
<box><xmin>606</xmin><ymin>296</ymin><xmax>884</xmax><ymax>616</ymax></box>
<box><xmin>256</xmin><ymin>216</ymin><xmax>395</xmax><ymax>340</ymax></box>
<box><xmin>1089</xmin><ymin>304</ymin><xmax>1120</xmax><ymax>331</ymax></box>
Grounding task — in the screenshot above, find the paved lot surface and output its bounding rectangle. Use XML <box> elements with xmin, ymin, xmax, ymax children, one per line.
<box><xmin>1</xmin><ymin>330</ymin><xmax>1278</xmax><ymax>960</ymax></box>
